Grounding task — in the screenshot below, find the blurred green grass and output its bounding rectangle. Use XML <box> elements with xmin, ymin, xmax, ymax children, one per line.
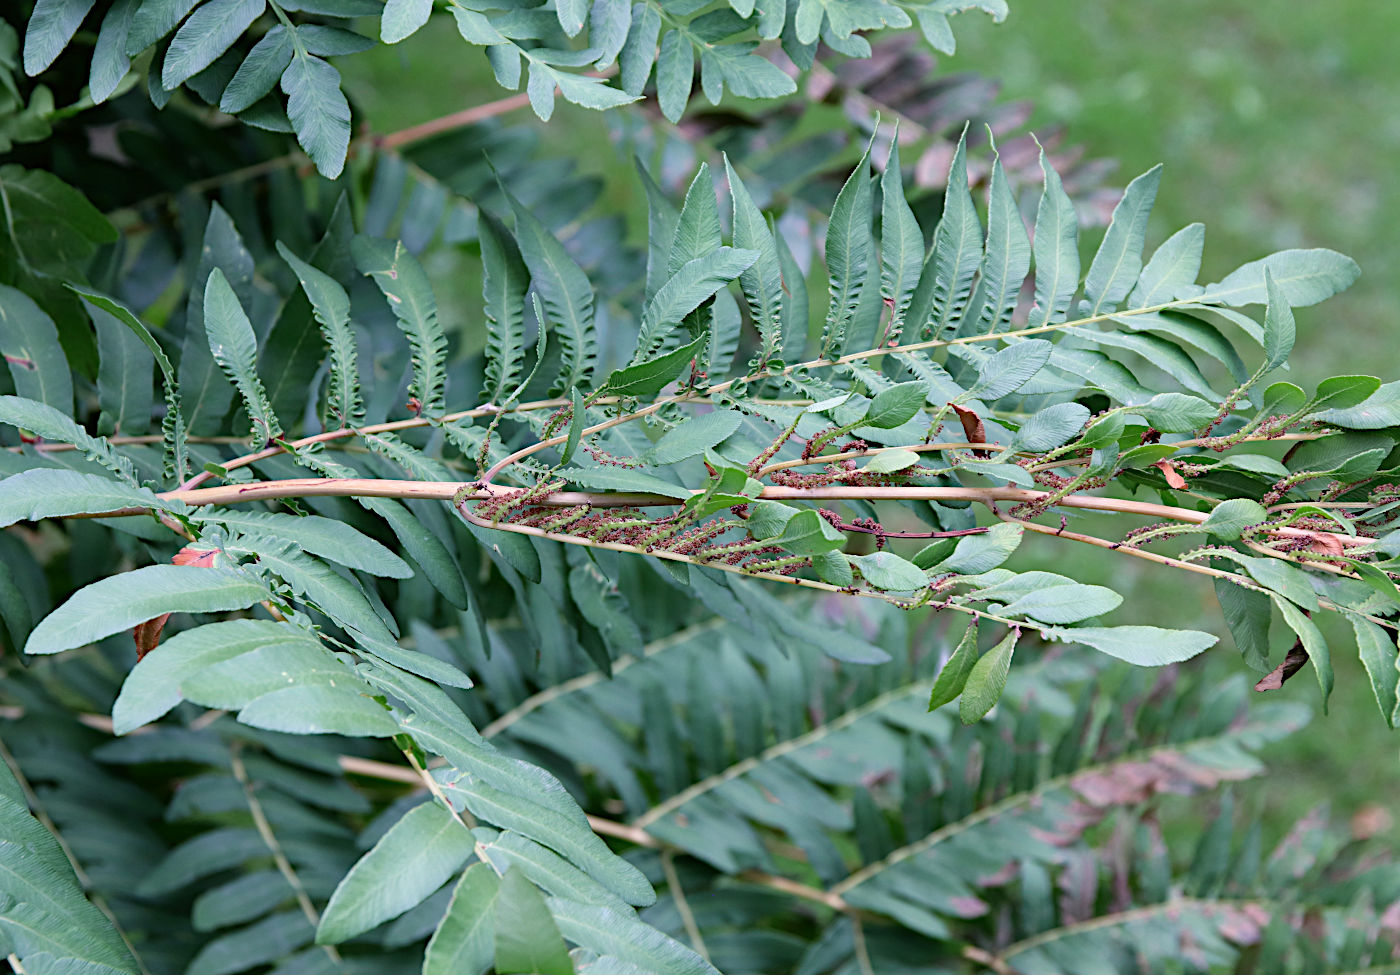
<box><xmin>343</xmin><ymin>4</ymin><xmax>1400</xmax><ymax>840</ymax></box>
<box><xmin>950</xmin><ymin>0</ymin><xmax>1400</xmax><ymax>841</ymax></box>
<box><xmin>952</xmin><ymin>0</ymin><xmax>1400</xmax><ymax>389</ymax></box>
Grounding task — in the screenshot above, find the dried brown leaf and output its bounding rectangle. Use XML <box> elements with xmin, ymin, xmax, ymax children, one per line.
<box><xmin>950</xmin><ymin>403</ymin><xmax>989</xmax><ymax>457</ymax></box>
<box><xmin>1306</xmin><ymin>532</ymin><xmax>1345</xmax><ymax>557</ymax></box>
<box><xmin>1351</xmin><ymin>804</ymin><xmax>1393</xmax><ymax>840</ymax></box>
<box><xmin>1056</xmin><ymin>849</ymin><xmax>1098</xmax><ymax>925</ymax></box>
<box><xmin>132</xmin><ymin>613</ymin><xmax>171</xmax><ymax>661</ymax></box>
<box><xmin>1254</xmin><ymin>641</ymin><xmax>1309</xmax><ymax>692</ymax></box>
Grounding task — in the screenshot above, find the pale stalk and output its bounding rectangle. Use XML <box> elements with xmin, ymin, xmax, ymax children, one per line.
<box><xmin>175</xmin><ymin>396</ymin><xmax>580</xmax><ymax>491</ymax></box>
<box><xmin>757</xmin><ymin>440</ymin><xmax>996</xmax><ymax>475</ymax></box>
<box><xmin>142</xmin><ymin>475</ymin><xmax>1368</xmax><ymax>551</ymax></box>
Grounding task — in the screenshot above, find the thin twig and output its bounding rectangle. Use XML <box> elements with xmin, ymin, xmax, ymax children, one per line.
<box><xmin>851</xmin><ymin>916</ymin><xmax>875</xmax><ymax>975</ymax></box>
<box><xmin>661</xmin><ymin>851</ymin><xmax>709</xmax><ymax>961</ymax></box>
<box><xmin>118</xmin><ymin>89</ymin><xmax>537</xmax><ymax>218</ymax></box>
<box><xmin>378</xmin><ymin>92</ymin><xmax>532</xmax><ymax>149</ymax></box>
<box><xmin>737</xmin><ymin>870</ymin><xmax>848</xmax><ymax>911</ymax></box>
<box><xmin>1004</xmin><ymin>514</ymin><xmax>1245</xmax><ymax>584</ymax></box>
<box><xmin>400</xmin><ymin>746</ymin><xmax>484</xmax><ymax>858</ymax></box>
<box><xmin>994</xmin><ymin>896</ymin><xmax>1264</xmax><ymax>964</ymax></box>
<box><xmin>338</xmin><ymin>754</ymin><xmax>421</xmax><ymax>785</ymax></box>
<box><xmin>5</xmin><ymin>434</ymin><xmax>246</xmax><ymax>454</ymax></box>
<box><xmin>174</xmin><ymin>395</ymin><xmax>577</xmax><ymax>491</ymax></box>
<box><xmin>160</xmin><ymin>394</ymin><xmax>797</xmax><ymax>490</ymax></box>
<box><xmin>632</xmin><ymin>684</ymin><xmax>926</xmax><ymax>829</ymax></box>
<box><xmin>583</xmin><ymin>815</ymin><xmax>657</xmax><ymax>848</ymax></box>
<box><xmin>962</xmin><ymin>944</ymin><xmax>1023</xmax><ymax>975</ymax></box>
<box><xmin>757</xmin><ymin>440</ymin><xmax>997</xmax><ymax>476</ymax></box>
<box><xmin>230</xmin><ymin>743</ymin><xmax>341</xmax><ymax>963</ymax></box>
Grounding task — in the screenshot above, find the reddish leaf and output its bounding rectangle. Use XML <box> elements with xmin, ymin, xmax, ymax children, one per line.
<box><xmin>1056</xmin><ymin>849</ymin><xmax>1098</xmax><ymax>924</ymax></box>
<box><xmin>1215</xmin><ymin>904</ymin><xmax>1267</xmax><ymax>946</ymax></box>
<box><xmin>1379</xmin><ymin>898</ymin><xmax>1400</xmax><ymax>934</ymax></box>
<box><xmin>1041</xmin><ymin>744</ymin><xmax>1264</xmax><ymax>847</ymax></box>
<box><xmin>1253</xmin><ymin>641</ymin><xmax>1309</xmax><ymax>692</ymax></box>
<box><xmin>131</xmin><ymin>547</ymin><xmax>221</xmax><ymax>658</ymax></box>
<box><xmin>1299</xmin><ymin>907</ymin><xmax>1328</xmax><ymax>942</ymax></box>
<box><xmin>172</xmin><ymin>547</ymin><xmax>220</xmax><ymax>568</ymax></box>
<box><xmin>1266</xmin><ymin>807</ymin><xmax>1330</xmax><ymax>880</ymax></box>
<box><xmin>1179</xmin><ymin>927</ymin><xmax>1208</xmax><ymax>968</ymax></box>
<box><xmin>978</xmin><ymin>861</ymin><xmax>1020</xmax><ymax>887</ymax></box>
<box><xmin>947</xmin><ymin>895</ymin><xmax>989</xmax><ymax>919</ymax></box>
<box><xmin>1153</xmin><ymin>459</ymin><xmax>1188</xmax><ymax>490</ymax></box>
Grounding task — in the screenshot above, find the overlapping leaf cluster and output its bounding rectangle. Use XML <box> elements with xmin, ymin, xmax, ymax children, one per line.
<box><xmin>17</xmin><ymin>0</ymin><xmax>1006</xmax><ymax>177</ymax></box>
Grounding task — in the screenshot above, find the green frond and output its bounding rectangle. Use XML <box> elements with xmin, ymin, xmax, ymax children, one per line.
<box><xmin>0</xmin><ymin>395</ymin><xmax>139</xmax><ymax>484</ymax></box>
<box><xmin>352</xmin><ymin>236</ymin><xmax>449</xmax><ymax>417</ymax></box>
<box><xmin>479</xmin><ymin>212</ymin><xmax>529</xmax><ymax>406</ymax></box>
<box><xmin>277</xmin><ymin>239</ymin><xmax>364</xmax><ymax>429</ymax></box>
<box><xmin>820</xmin><ymin>136</ymin><xmax>874</xmax><ymax>359</ymax></box>
<box><xmin>503</xmin><ymin>187</ymin><xmax>600</xmax><ymax>396</ymax></box>
<box><xmin>203</xmin><ymin>268</ymin><xmax>282</xmax><ymax>447</ymax></box>
<box><xmin>0</xmin><ymin>756</ymin><xmax>139</xmax><ymax>974</ymax></box>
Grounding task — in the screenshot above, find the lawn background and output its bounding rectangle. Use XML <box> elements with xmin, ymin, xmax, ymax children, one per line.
<box><xmin>951</xmin><ymin>0</ymin><xmax>1400</xmax><ymax>841</ymax></box>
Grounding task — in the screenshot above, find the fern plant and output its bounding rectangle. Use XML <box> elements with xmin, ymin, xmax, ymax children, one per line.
<box><xmin>5</xmin><ymin>0</ymin><xmax>1400</xmax><ymax>972</ymax></box>
<box><xmin>15</xmin><ymin>0</ymin><xmax>1007</xmax><ymax>177</ymax></box>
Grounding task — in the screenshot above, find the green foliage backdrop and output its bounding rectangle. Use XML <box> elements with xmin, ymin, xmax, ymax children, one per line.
<box><xmin>3</xmin><ymin>1</ymin><xmax>1400</xmax><ymax>973</ymax></box>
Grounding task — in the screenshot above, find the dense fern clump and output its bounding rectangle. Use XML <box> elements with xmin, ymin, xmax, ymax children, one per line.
<box><xmin>15</xmin><ymin>0</ymin><xmax>1009</xmax><ymax>177</ymax></box>
<box><xmin>4</xmin><ymin>1</ymin><xmax>1400</xmax><ymax>973</ymax></box>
